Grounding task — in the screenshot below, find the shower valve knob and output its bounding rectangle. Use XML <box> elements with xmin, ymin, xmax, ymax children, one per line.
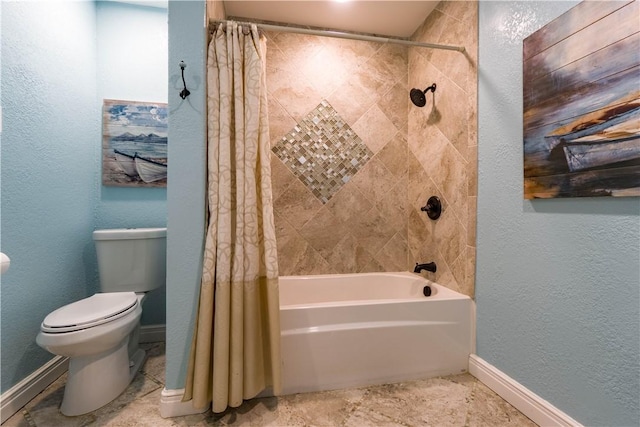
<box><xmin>420</xmin><ymin>196</ymin><xmax>442</xmax><ymax>220</ymax></box>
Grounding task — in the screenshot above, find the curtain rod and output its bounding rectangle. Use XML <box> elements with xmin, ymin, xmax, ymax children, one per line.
<box><xmin>209</xmin><ymin>20</ymin><xmax>465</xmax><ymax>53</ymax></box>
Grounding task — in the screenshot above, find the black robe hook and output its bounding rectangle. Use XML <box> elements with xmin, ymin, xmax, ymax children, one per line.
<box><xmin>179</xmin><ymin>61</ymin><xmax>190</xmax><ymax>99</ymax></box>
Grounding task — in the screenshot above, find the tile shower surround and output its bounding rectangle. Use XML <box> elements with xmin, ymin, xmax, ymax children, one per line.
<box><xmin>266</xmin><ymin>1</ymin><xmax>478</xmax><ymax>297</ymax></box>
<box><xmin>272</xmin><ymin>100</ymin><xmax>373</xmax><ymax>203</ymax></box>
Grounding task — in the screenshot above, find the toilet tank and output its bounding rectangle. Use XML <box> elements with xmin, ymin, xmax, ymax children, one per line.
<box><xmin>93</xmin><ymin>228</ymin><xmax>167</xmax><ymax>293</ymax></box>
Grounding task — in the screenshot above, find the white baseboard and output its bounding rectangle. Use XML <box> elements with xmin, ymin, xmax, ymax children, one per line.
<box><xmin>0</xmin><ymin>356</ymin><xmax>69</xmax><ymax>424</ymax></box>
<box><xmin>469</xmin><ymin>354</ymin><xmax>583</xmax><ymax>427</ymax></box>
<box><xmin>140</xmin><ymin>324</ymin><xmax>166</xmax><ymax>343</ymax></box>
<box><xmin>159</xmin><ymin>388</ymin><xmax>209</xmax><ymax>418</ymax></box>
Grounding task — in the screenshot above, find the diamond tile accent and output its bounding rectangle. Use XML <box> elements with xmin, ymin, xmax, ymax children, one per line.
<box><xmin>272</xmin><ymin>100</ymin><xmax>373</xmax><ymax>203</ymax></box>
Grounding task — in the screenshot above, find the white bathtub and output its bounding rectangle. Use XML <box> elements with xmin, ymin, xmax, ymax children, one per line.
<box><xmin>279</xmin><ymin>272</ymin><xmax>474</xmax><ymax>395</ymax></box>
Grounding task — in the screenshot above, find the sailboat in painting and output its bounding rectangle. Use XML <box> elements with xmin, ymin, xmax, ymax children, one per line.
<box><xmin>114</xmin><ymin>149</ymin><xmax>168</xmax><ymax>183</ymax></box>
<box><xmin>114</xmin><ymin>149</ymin><xmax>138</xmax><ymax>177</ymax></box>
<box><xmin>134</xmin><ymin>155</ymin><xmax>168</xmax><ymax>183</ymax></box>
<box><xmin>544</xmin><ymin>92</ymin><xmax>640</xmax><ymax>172</ymax></box>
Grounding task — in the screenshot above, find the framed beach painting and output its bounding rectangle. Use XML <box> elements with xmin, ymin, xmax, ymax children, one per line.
<box><xmin>523</xmin><ymin>0</ymin><xmax>640</xmax><ymax>199</ymax></box>
<box><xmin>102</xmin><ymin>99</ymin><xmax>168</xmax><ymax>187</ymax></box>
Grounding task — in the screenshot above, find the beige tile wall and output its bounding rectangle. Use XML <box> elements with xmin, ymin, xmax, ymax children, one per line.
<box><xmin>267</xmin><ymin>32</ymin><xmax>410</xmax><ymax>277</ymax></box>
<box><xmin>408</xmin><ymin>1</ymin><xmax>478</xmax><ymax>297</ymax></box>
<box><xmin>265</xmin><ymin>1</ymin><xmax>478</xmax><ymax>297</ymax></box>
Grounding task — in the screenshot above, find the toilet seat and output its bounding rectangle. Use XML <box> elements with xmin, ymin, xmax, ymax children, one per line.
<box><xmin>41</xmin><ymin>292</ymin><xmax>138</xmax><ymax>333</ymax></box>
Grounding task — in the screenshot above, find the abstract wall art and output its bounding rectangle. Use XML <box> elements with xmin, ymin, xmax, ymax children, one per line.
<box><xmin>523</xmin><ymin>0</ymin><xmax>639</xmax><ymax>198</ymax></box>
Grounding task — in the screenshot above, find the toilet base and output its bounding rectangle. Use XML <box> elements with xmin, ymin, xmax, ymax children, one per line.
<box><xmin>129</xmin><ymin>347</ymin><xmax>146</xmax><ymax>382</ymax></box>
<box><xmin>60</xmin><ymin>339</ymin><xmax>147</xmax><ymax>416</ymax></box>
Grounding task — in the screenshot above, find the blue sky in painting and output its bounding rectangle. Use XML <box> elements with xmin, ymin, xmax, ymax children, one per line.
<box><xmin>106</xmin><ymin>103</ymin><xmax>168</xmax><ymax>137</ymax></box>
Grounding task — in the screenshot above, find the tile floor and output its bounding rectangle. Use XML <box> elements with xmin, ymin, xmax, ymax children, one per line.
<box><xmin>3</xmin><ymin>342</ymin><xmax>537</xmax><ymax>427</ymax></box>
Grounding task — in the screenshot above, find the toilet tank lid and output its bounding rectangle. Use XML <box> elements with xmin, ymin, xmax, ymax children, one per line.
<box><xmin>93</xmin><ymin>227</ymin><xmax>166</xmax><ymax>240</ymax></box>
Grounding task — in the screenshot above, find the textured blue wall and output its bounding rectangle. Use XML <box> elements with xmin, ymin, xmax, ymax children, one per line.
<box><xmin>0</xmin><ymin>2</ymin><xmax>168</xmax><ymax>393</ymax></box>
<box><xmin>1</xmin><ymin>1</ymin><xmax>98</xmax><ymax>393</ymax></box>
<box><xmin>477</xmin><ymin>2</ymin><xmax>640</xmax><ymax>426</ymax></box>
<box><xmin>165</xmin><ymin>0</ymin><xmax>207</xmax><ymax>390</ymax></box>
<box><xmin>95</xmin><ymin>1</ymin><xmax>168</xmax><ymax>324</ymax></box>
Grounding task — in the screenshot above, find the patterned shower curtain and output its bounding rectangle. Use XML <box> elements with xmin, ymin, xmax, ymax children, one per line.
<box><xmin>184</xmin><ymin>21</ymin><xmax>282</xmax><ymax>413</ymax></box>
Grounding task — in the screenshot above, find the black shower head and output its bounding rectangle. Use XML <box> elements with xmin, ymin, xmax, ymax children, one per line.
<box><xmin>410</xmin><ymin>83</ymin><xmax>437</xmax><ymax>107</ymax></box>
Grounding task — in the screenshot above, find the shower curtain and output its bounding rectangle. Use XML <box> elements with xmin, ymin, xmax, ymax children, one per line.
<box><xmin>184</xmin><ymin>21</ymin><xmax>282</xmax><ymax>413</ymax></box>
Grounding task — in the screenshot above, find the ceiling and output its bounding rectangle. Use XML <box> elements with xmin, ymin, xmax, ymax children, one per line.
<box><xmin>222</xmin><ymin>1</ymin><xmax>439</xmax><ymax>38</ymax></box>
<box><xmin>109</xmin><ymin>0</ymin><xmax>439</xmax><ymax>39</ymax></box>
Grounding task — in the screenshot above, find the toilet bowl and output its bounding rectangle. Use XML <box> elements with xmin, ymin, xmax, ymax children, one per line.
<box><xmin>36</xmin><ymin>227</ymin><xmax>166</xmax><ymax>416</ymax></box>
<box><xmin>36</xmin><ymin>293</ymin><xmax>146</xmax><ymax>416</ymax></box>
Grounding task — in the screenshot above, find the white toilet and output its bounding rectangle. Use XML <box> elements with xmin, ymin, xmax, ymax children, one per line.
<box><xmin>36</xmin><ymin>227</ymin><xmax>166</xmax><ymax>416</ymax></box>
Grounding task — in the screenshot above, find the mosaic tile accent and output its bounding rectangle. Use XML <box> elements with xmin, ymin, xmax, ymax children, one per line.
<box><xmin>272</xmin><ymin>100</ymin><xmax>373</xmax><ymax>203</ymax></box>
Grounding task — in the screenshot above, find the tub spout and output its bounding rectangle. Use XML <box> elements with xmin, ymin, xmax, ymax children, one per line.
<box><xmin>414</xmin><ymin>262</ymin><xmax>436</xmax><ymax>273</ymax></box>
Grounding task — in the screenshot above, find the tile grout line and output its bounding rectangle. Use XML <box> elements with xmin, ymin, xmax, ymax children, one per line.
<box><xmin>340</xmin><ymin>386</ymin><xmax>369</xmax><ymax>427</ymax></box>
<box><xmin>22</xmin><ymin>409</ymin><xmax>37</xmax><ymax>427</ymax></box>
<box><xmin>463</xmin><ymin>378</ymin><xmax>478</xmax><ymax>427</ymax></box>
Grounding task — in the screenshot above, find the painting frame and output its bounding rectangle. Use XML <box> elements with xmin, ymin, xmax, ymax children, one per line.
<box><xmin>102</xmin><ymin>99</ymin><xmax>168</xmax><ymax>188</ymax></box>
<box><xmin>522</xmin><ymin>0</ymin><xmax>640</xmax><ymax>199</ymax></box>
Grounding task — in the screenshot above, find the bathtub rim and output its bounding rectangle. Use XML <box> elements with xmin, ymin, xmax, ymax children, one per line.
<box><xmin>278</xmin><ymin>271</ymin><xmax>470</xmax><ymax>309</ymax></box>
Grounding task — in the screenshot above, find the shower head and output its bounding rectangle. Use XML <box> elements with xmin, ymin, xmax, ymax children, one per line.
<box><xmin>410</xmin><ymin>83</ymin><xmax>437</xmax><ymax>107</ymax></box>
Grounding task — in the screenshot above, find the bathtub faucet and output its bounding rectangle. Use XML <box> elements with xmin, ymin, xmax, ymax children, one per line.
<box><xmin>414</xmin><ymin>262</ymin><xmax>437</xmax><ymax>274</ymax></box>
